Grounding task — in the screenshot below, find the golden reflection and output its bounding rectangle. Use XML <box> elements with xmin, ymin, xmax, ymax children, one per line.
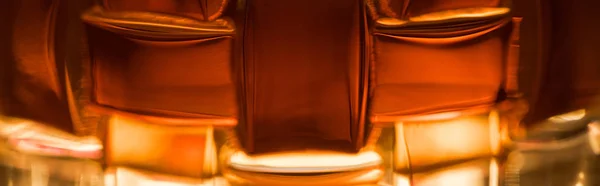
<box><xmin>81</xmin><ymin>6</ymin><xmax>234</xmax><ymax>38</ymax></box>
<box><xmin>106</xmin><ymin>115</ymin><xmax>219</xmax><ymax>178</ymax></box>
<box><xmin>228</xmin><ymin>150</ymin><xmax>381</xmax><ymax>173</ymax></box>
<box><xmin>224</xmin><ymin>168</ymin><xmax>383</xmax><ymax>186</ymax></box>
<box><xmin>375</xmin><ymin>19</ymin><xmax>508</xmax><ymax>45</ymax></box>
<box><xmin>548</xmin><ymin>109</ymin><xmax>587</xmax><ymax>123</ymax></box>
<box><xmin>489</xmin><ymin>159</ymin><xmax>499</xmax><ymax>186</ymax></box>
<box><xmin>410</xmin><ymin>7</ymin><xmax>510</xmax><ymax>23</ymax></box>
<box><xmin>388</xmin><ymin>111</ymin><xmax>463</xmax><ymax>122</ymax></box>
<box><xmin>391</xmin><ymin>159</ymin><xmax>499</xmax><ymax>186</ymax></box>
<box><xmin>588</xmin><ymin>122</ymin><xmax>600</xmax><ymax>154</ymax></box>
<box><xmin>104</xmin><ymin>167</ymin><xmax>229</xmax><ymax>186</ymax></box>
<box><xmin>376</xmin><ymin>7</ymin><xmax>510</xmax><ymax>27</ymax></box>
<box><xmin>393</xmin><ymin>110</ymin><xmax>501</xmax><ymax>170</ymax></box>
<box><xmin>0</xmin><ymin>117</ymin><xmax>102</xmax><ymax>159</ymax></box>
<box><xmin>418</xmin><ymin>167</ymin><xmax>484</xmax><ymax>186</ymax></box>
<box><xmin>223</xmin><ymin>147</ymin><xmax>383</xmax><ymax>185</ymax></box>
<box><xmin>393</xmin><ymin>174</ymin><xmax>411</xmax><ymax>186</ymax></box>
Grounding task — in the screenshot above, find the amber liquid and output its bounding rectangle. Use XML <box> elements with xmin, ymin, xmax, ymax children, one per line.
<box><xmin>75</xmin><ymin>3</ymin><xmax>239</xmax><ymax>182</ymax></box>
<box><xmin>64</xmin><ymin>0</ymin><xmax>519</xmax><ymax>185</ymax></box>
<box><xmin>100</xmin><ymin>113</ymin><xmax>233</xmax><ymax>180</ymax></box>
<box><xmin>240</xmin><ymin>0</ymin><xmax>366</xmax><ymax>154</ymax></box>
<box><xmin>76</xmin><ymin>1</ymin><xmax>514</xmax><ymax>185</ymax></box>
<box><xmin>6</xmin><ymin>0</ymin><xmax>600</xmax><ymax>185</ymax></box>
<box><xmin>371</xmin><ymin>109</ymin><xmax>503</xmax><ymax>185</ymax></box>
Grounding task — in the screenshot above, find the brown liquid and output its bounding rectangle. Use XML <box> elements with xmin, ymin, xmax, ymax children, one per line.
<box><xmin>6</xmin><ymin>0</ymin><xmax>600</xmax><ymax>184</ymax></box>
<box><xmin>521</xmin><ymin>0</ymin><xmax>600</xmax><ymax>124</ymax></box>
<box><xmin>0</xmin><ymin>0</ymin><xmax>73</xmax><ymax>132</ymax></box>
<box><xmin>104</xmin><ymin>114</ymin><xmax>224</xmax><ymax>178</ymax></box>
<box><xmin>86</xmin><ymin>25</ymin><xmax>237</xmax><ymax>119</ymax></box>
<box><xmin>241</xmin><ymin>0</ymin><xmax>365</xmax><ymax>153</ymax></box>
<box><xmin>85</xmin><ymin>0</ymin><xmax>514</xmax><ymax>154</ymax></box>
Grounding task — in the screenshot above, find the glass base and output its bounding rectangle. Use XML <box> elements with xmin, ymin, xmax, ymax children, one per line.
<box><xmin>101</xmin><ymin>112</ymin><xmax>234</xmax><ymax>179</ymax></box>
<box><xmin>103</xmin><ymin>167</ymin><xmax>230</xmax><ymax>186</ymax></box>
<box><xmin>1</xmin><ymin>108</ymin><xmax>510</xmax><ymax>185</ymax></box>
<box><xmin>222</xmin><ymin>147</ymin><xmax>383</xmax><ymax>185</ymax></box>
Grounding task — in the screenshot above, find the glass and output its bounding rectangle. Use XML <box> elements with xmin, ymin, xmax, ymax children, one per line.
<box><xmin>372</xmin><ymin>108</ymin><xmax>505</xmax><ymax>185</ymax></box>
<box><xmin>3</xmin><ymin>121</ymin><xmax>600</xmax><ymax>186</ymax></box>
<box><xmin>3</xmin><ymin>0</ymin><xmax>600</xmax><ymax>185</ymax></box>
<box><xmin>1</xmin><ymin>140</ymin><xmax>103</xmax><ymax>186</ymax></box>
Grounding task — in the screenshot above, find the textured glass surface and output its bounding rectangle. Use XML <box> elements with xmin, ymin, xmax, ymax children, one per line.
<box><xmin>2</xmin><ymin>125</ymin><xmax>600</xmax><ymax>186</ymax></box>
<box><xmin>3</xmin><ymin>0</ymin><xmax>600</xmax><ymax>185</ymax></box>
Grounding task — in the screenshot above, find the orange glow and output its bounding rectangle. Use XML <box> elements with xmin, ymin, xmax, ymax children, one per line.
<box><xmin>376</xmin><ymin>8</ymin><xmax>510</xmax><ymax>26</ymax></box>
<box><xmin>410</xmin><ymin>7</ymin><xmax>510</xmax><ymax>22</ymax></box>
<box><xmin>224</xmin><ymin>148</ymin><xmax>383</xmax><ymax>185</ymax></box>
<box><xmin>393</xmin><ymin>174</ymin><xmax>411</xmax><ymax>186</ymax></box>
<box><xmin>4</xmin><ymin>0</ymin><xmax>526</xmax><ymax>184</ymax></box>
<box><xmin>489</xmin><ymin>110</ymin><xmax>501</xmax><ymax>155</ymax></box>
<box><xmin>392</xmin><ymin>159</ymin><xmax>499</xmax><ymax>186</ymax></box>
<box><xmin>547</xmin><ymin>109</ymin><xmax>586</xmax><ymax>123</ymax></box>
<box><xmin>228</xmin><ymin>150</ymin><xmax>381</xmax><ymax>173</ymax></box>
<box><xmin>104</xmin><ymin>167</ymin><xmax>229</xmax><ymax>186</ymax></box>
<box><xmin>82</xmin><ymin>6</ymin><xmax>234</xmax><ymax>37</ymax></box>
<box><xmin>489</xmin><ymin>159</ymin><xmax>499</xmax><ymax>186</ymax></box>
<box><xmin>88</xmin><ymin>105</ymin><xmax>237</xmax><ymax>127</ymax></box>
<box><xmin>372</xmin><ymin>107</ymin><xmax>493</xmax><ymax>124</ymax></box>
<box><xmin>224</xmin><ymin>168</ymin><xmax>383</xmax><ymax>186</ymax></box>
<box><xmin>588</xmin><ymin>122</ymin><xmax>600</xmax><ymax>154</ymax></box>
<box><xmin>1</xmin><ymin>117</ymin><xmax>102</xmax><ymax>159</ymax></box>
<box><xmin>106</xmin><ymin>115</ymin><xmax>217</xmax><ymax>178</ymax></box>
<box><xmin>376</xmin><ymin>19</ymin><xmax>508</xmax><ymax>45</ymax></box>
<box><xmin>399</xmin><ymin>112</ymin><xmax>462</xmax><ymax>121</ymax></box>
<box><xmin>394</xmin><ymin>110</ymin><xmax>501</xmax><ymax>170</ymax></box>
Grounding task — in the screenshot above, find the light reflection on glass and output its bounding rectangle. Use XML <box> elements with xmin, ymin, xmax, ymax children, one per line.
<box><xmin>0</xmin><ymin>117</ymin><xmax>103</xmax><ymax>159</ymax></box>
<box><xmin>548</xmin><ymin>109</ymin><xmax>587</xmax><ymax>123</ymax></box>
<box><xmin>393</xmin><ymin>110</ymin><xmax>501</xmax><ymax>171</ymax></box>
<box><xmin>227</xmin><ymin>150</ymin><xmax>381</xmax><ymax>173</ymax></box>
<box><xmin>223</xmin><ymin>147</ymin><xmax>384</xmax><ymax>185</ymax></box>
<box><xmin>103</xmin><ymin>167</ymin><xmax>229</xmax><ymax>186</ymax></box>
<box><xmin>587</xmin><ymin>122</ymin><xmax>600</xmax><ymax>154</ymax></box>
<box><xmin>1</xmin><ymin>143</ymin><xmax>104</xmax><ymax>186</ymax></box>
<box><xmin>105</xmin><ymin>115</ymin><xmax>218</xmax><ymax>178</ymax></box>
<box><xmin>391</xmin><ymin>158</ymin><xmax>499</xmax><ymax>186</ymax></box>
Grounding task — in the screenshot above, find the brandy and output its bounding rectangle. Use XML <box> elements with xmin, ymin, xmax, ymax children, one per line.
<box><xmin>368</xmin><ymin>5</ymin><xmax>516</xmax><ymax>122</ymax></box>
<box><xmin>390</xmin><ymin>158</ymin><xmax>500</xmax><ymax>186</ymax></box>
<box><xmin>78</xmin><ymin>1</ymin><xmax>239</xmax><ymax>182</ymax></box>
<box><xmin>0</xmin><ymin>0</ymin><xmax>74</xmax><ymax>133</ymax></box>
<box><xmin>369</xmin><ymin>108</ymin><xmax>506</xmax><ymax>186</ymax></box>
<box><xmin>519</xmin><ymin>0</ymin><xmax>600</xmax><ymax>125</ymax></box>
<box><xmin>2</xmin><ymin>0</ymin><xmax>571</xmax><ymax>185</ymax></box>
<box><xmin>81</xmin><ymin>6</ymin><xmax>236</xmax><ymax>118</ymax></box>
<box><xmin>239</xmin><ymin>0</ymin><xmax>366</xmax><ymax>153</ymax></box>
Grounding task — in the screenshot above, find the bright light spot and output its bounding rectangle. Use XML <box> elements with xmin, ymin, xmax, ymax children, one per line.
<box><xmin>229</xmin><ymin>150</ymin><xmax>382</xmax><ymax>173</ymax></box>
<box><xmin>489</xmin><ymin>110</ymin><xmax>501</xmax><ymax>155</ymax></box>
<box><xmin>548</xmin><ymin>109</ymin><xmax>586</xmax><ymax>123</ymax></box>
<box><xmin>108</xmin><ymin>167</ymin><xmax>228</xmax><ymax>186</ymax></box>
<box><xmin>419</xmin><ymin>167</ymin><xmax>485</xmax><ymax>186</ymax></box>
<box><xmin>489</xmin><ymin>159</ymin><xmax>499</xmax><ymax>186</ymax></box>
<box><xmin>394</xmin><ymin>174</ymin><xmax>411</xmax><ymax>186</ymax></box>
